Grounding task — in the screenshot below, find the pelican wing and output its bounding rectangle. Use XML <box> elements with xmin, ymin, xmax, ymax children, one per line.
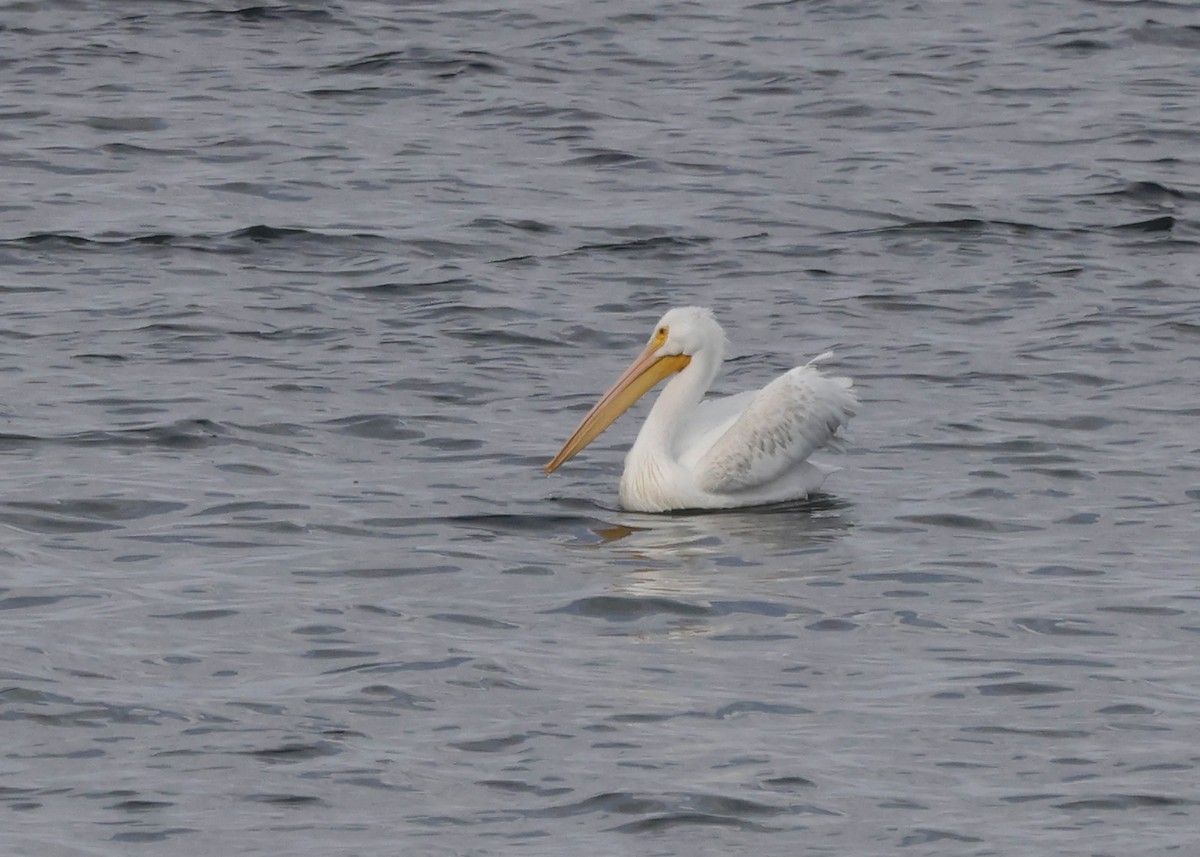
<box><xmin>692</xmin><ymin>354</ymin><xmax>856</xmax><ymax>495</ymax></box>
<box><xmin>677</xmin><ymin>389</ymin><xmax>758</xmax><ymax>463</ymax></box>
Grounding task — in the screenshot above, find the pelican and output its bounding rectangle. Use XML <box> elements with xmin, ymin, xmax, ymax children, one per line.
<box><xmin>545</xmin><ymin>307</ymin><xmax>857</xmax><ymax>512</ymax></box>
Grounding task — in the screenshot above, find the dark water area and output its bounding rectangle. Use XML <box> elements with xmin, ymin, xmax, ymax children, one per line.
<box><xmin>2</xmin><ymin>1</ymin><xmax>1199</xmax><ymax>854</ymax></box>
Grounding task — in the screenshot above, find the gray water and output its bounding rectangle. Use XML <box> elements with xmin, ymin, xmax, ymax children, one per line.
<box><xmin>3</xmin><ymin>1</ymin><xmax>1200</xmax><ymax>854</ymax></box>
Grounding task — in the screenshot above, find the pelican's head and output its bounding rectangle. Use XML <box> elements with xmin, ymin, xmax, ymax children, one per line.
<box><xmin>545</xmin><ymin>306</ymin><xmax>723</xmax><ymax>474</ymax></box>
<box><xmin>651</xmin><ymin>306</ymin><xmax>727</xmax><ymax>359</ymax></box>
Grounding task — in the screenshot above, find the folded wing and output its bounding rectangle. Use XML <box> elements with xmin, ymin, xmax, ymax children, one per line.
<box><xmin>693</xmin><ymin>354</ymin><xmax>856</xmax><ymax>495</ymax></box>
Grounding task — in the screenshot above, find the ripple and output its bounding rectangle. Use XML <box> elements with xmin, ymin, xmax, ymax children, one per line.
<box><xmin>245</xmin><ymin>742</ymin><xmax>342</xmax><ymax>763</ymax></box>
<box><xmin>1055</xmin><ymin>794</ymin><xmax>1196</xmax><ymax>811</ymax></box>
<box><xmin>107</xmin><ymin>799</ymin><xmax>175</xmax><ymax>812</ymax></box>
<box><xmin>429</xmin><ymin>613</ymin><xmax>519</xmax><ymax>630</ymax></box>
<box><xmin>551</xmin><ymin>595</ymin><xmax>715</xmax><ymax>620</ymax></box>
<box><xmin>977</xmin><ymin>681</ymin><xmax>1072</xmax><ymax>696</ymax></box>
<box><xmin>6</xmin><ymin>498</ymin><xmax>187</xmax><ymax>521</ymax></box>
<box><xmin>897</xmin><ymin>513</ymin><xmax>1041</xmax><ymax>533</ymax></box>
<box><xmin>899</xmin><ymin>828</ymin><xmax>983</xmax><ymax>846</ymax></box>
<box><xmin>965</xmin><ymin>725</ymin><xmax>1091</xmax><ymax>739</ymax></box>
<box><xmin>111</xmin><ymin>829</ymin><xmax>196</xmax><ymax>844</ymax></box>
<box><xmin>1013</xmin><ymin>617</ymin><xmax>1115</xmax><ymax>637</ymax></box>
<box><xmin>609</xmin><ymin>813</ymin><xmax>777</xmax><ymax>833</ymax></box>
<box><xmin>241</xmin><ymin>793</ymin><xmax>327</xmax><ymax>807</ymax></box>
<box><xmin>321</xmin><ymin>414</ymin><xmax>424</xmax><ymax>440</ymax></box>
<box><xmin>450</xmin><ymin>733</ymin><xmax>529</xmax><ymax>753</ymax></box>
<box><xmin>151</xmin><ymin>609</ymin><xmax>239</xmax><ymax>620</ymax></box>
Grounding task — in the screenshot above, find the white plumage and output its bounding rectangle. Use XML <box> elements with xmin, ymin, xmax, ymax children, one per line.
<box><xmin>545</xmin><ymin>307</ymin><xmax>857</xmax><ymax>512</ymax></box>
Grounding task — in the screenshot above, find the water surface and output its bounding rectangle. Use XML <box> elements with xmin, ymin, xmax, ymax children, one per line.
<box><xmin>2</xmin><ymin>1</ymin><xmax>1199</xmax><ymax>854</ymax></box>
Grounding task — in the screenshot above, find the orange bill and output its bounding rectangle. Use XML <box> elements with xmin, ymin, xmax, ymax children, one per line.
<box><xmin>545</xmin><ymin>335</ymin><xmax>690</xmax><ymax>473</ymax></box>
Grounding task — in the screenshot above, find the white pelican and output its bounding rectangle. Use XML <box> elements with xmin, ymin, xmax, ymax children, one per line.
<box><xmin>545</xmin><ymin>307</ymin><xmax>857</xmax><ymax>512</ymax></box>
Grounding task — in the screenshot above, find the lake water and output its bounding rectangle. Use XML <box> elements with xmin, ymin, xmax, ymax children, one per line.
<box><xmin>2</xmin><ymin>1</ymin><xmax>1199</xmax><ymax>854</ymax></box>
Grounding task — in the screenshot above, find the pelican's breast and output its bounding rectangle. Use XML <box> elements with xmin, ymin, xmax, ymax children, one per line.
<box><xmin>619</xmin><ymin>448</ymin><xmax>691</xmax><ymax>513</ymax></box>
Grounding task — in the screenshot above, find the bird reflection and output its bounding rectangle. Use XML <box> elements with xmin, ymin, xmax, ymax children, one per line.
<box><xmin>578</xmin><ymin>496</ymin><xmax>854</xmax><ymax>616</ymax></box>
<box><xmin>589</xmin><ymin>494</ymin><xmax>853</xmax><ymax>564</ymax></box>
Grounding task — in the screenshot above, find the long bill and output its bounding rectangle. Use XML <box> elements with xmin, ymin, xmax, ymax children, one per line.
<box><xmin>545</xmin><ymin>342</ymin><xmax>691</xmax><ymax>474</ymax></box>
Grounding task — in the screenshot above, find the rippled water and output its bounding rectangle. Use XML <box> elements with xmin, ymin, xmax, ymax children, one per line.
<box><xmin>3</xmin><ymin>1</ymin><xmax>1199</xmax><ymax>854</ymax></box>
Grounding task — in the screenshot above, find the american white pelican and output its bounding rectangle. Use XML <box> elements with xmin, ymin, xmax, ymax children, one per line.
<box><xmin>545</xmin><ymin>307</ymin><xmax>857</xmax><ymax>512</ymax></box>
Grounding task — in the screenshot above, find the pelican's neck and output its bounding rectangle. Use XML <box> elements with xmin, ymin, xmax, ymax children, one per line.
<box><xmin>631</xmin><ymin>342</ymin><xmax>723</xmax><ymax>465</ymax></box>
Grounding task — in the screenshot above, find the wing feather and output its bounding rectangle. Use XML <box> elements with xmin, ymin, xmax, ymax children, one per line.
<box><xmin>693</xmin><ymin>354</ymin><xmax>856</xmax><ymax>495</ymax></box>
<box><xmin>676</xmin><ymin>389</ymin><xmax>757</xmax><ymax>469</ymax></box>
